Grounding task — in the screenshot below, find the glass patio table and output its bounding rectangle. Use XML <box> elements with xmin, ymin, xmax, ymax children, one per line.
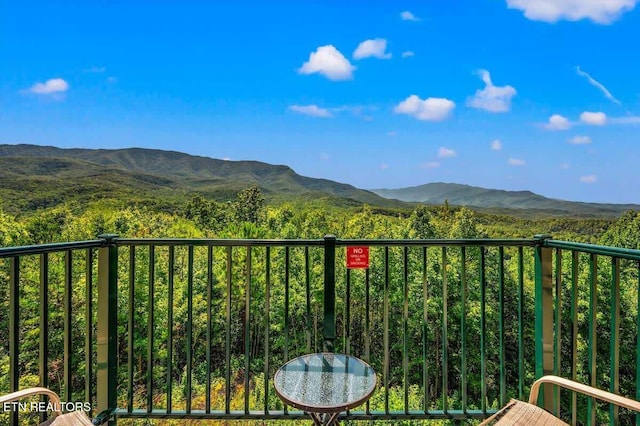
<box><xmin>274</xmin><ymin>353</ymin><xmax>377</xmax><ymax>426</ymax></box>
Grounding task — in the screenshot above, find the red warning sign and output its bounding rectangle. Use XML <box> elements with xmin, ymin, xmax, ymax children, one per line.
<box><xmin>346</xmin><ymin>246</ymin><xmax>369</xmax><ymax>269</ymax></box>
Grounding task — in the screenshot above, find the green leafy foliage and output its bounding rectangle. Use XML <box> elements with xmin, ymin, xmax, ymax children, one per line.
<box><xmin>3</xmin><ymin>182</ymin><xmax>640</xmax><ymax>424</ymax></box>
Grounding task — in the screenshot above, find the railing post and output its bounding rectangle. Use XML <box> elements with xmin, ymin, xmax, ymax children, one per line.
<box><xmin>9</xmin><ymin>256</ymin><xmax>19</xmax><ymax>426</ymax></box>
<box><xmin>323</xmin><ymin>235</ymin><xmax>336</xmax><ymax>352</ymax></box>
<box><xmin>97</xmin><ymin>234</ymin><xmax>118</xmax><ymax>425</ymax></box>
<box><xmin>534</xmin><ymin>234</ymin><xmax>554</xmax><ymax>411</ymax></box>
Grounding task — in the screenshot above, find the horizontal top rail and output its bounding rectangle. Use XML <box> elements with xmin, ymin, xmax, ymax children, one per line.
<box><xmin>7</xmin><ymin>236</ymin><xmax>640</xmax><ymax>258</ymax></box>
<box><xmin>335</xmin><ymin>238</ymin><xmax>537</xmax><ymax>247</ymax></box>
<box><xmin>0</xmin><ymin>240</ymin><xmax>104</xmax><ymax>258</ymax></box>
<box><xmin>0</xmin><ymin>236</ymin><xmax>542</xmax><ymax>255</ymax></box>
<box><xmin>114</xmin><ymin>238</ymin><xmax>326</xmax><ymax>247</ymax></box>
<box><xmin>114</xmin><ymin>237</ymin><xmax>538</xmax><ymax>247</ymax></box>
<box><xmin>544</xmin><ymin>239</ymin><xmax>640</xmax><ymax>261</ymax></box>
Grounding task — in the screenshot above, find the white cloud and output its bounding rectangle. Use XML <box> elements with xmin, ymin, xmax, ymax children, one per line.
<box><xmin>401</xmin><ymin>51</ymin><xmax>415</xmax><ymax>58</ymax></box>
<box><xmin>466</xmin><ymin>70</ymin><xmax>516</xmax><ymax>113</ymax></box>
<box><xmin>28</xmin><ymin>78</ymin><xmax>69</xmax><ymax>94</ymax></box>
<box><xmin>107</xmin><ymin>76</ymin><xmax>118</xmax><ymax>83</ymax></box>
<box><xmin>560</xmin><ymin>163</ymin><xmax>571</xmax><ymax>169</ymax></box>
<box><xmin>289</xmin><ymin>104</ymin><xmax>332</xmax><ymax>117</ymax></box>
<box><xmin>298</xmin><ymin>45</ymin><xmax>356</xmax><ymax>81</ymax></box>
<box><xmin>545</xmin><ymin>114</ymin><xmax>572</xmax><ymax>130</ymax></box>
<box><xmin>353</xmin><ymin>39</ymin><xmax>392</xmax><ymax>60</ymax></box>
<box><xmin>380</xmin><ymin>163</ymin><xmax>390</xmax><ymax>170</ymax></box>
<box><xmin>438</xmin><ymin>147</ymin><xmax>456</xmax><ymax>158</ymax></box>
<box><xmin>421</xmin><ymin>161</ymin><xmax>440</xmax><ymax>169</ymax></box>
<box><xmin>580</xmin><ymin>175</ymin><xmax>598</xmax><ymax>183</ymax></box>
<box><xmin>508</xmin><ymin>158</ymin><xmax>526</xmax><ymax>166</ymax></box>
<box><xmin>491</xmin><ymin>139</ymin><xmax>503</xmax><ymax>150</ymax></box>
<box><xmin>223</xmin><ymin>157</ymin><xmax>232</xmax><ymax>161</ymax></box>
<box><xmin>394</xmin><ymin>95</ymin><xmax>455</xmax><ymax>121</ymax></box>
<box><xmin>569</xmin><ymin>135</ymin><xmax>592</xmax><ymax>144</ymax></box>
<box><xmin>576</xmin><ymin>66</ymin><xmax>621</xmax><ymax>105</ymax></box>
<box><xmin>580</xmin><ymin>111</ymin><xmax>607</xmax><ymax>125</ymax></box>
<box><xmin>506</xmin><ymin>0</ymin><xmax>637</xmax><ymax>24</ymax></box>
<box><xmin>401</xmin><ymin>10</ymin><xmax>420</xmax><ymax>21</ymax></box>
<box><xmin>386</xmin><ymin>131</ymin><xmax>398</xmax><ymax>137</ymax></box>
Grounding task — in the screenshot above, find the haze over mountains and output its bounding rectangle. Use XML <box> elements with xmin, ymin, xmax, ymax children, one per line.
<box><xmin>0</xmin><ymin>144</ymin><xmax>638</xmax><ymax>217</ymax></box>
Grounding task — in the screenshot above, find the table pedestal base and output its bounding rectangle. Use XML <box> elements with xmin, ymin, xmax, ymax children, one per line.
<box><xmin>309</xmin><ymin>412</ymin><xmax>340</xmax><ymax>426</ymax></box>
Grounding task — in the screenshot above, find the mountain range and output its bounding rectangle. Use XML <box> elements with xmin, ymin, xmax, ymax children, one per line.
<box><xmin>372</xmin><ymin>183</ymin><xmax>640</xmax><ymax>218</ymax></box>
<box><xmin>0</xmin><ymin>144</ymin><xmax>638</xmax><ymax>218</ymax></box>
<box><xmin>0</xmin><ymin>144</ymin><xmax>402</xmax><ymax>212</ymax></box>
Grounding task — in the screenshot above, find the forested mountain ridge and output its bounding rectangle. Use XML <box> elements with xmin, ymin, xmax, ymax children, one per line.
<box><xmin>0</xmin><ymin>144</ymin><xmax>406</xmax><ymax>212</ymax></box>
<box><xmin>1</xmin><ymin>144</ymin><xmax>638</xmax><ymax>218</ymax></box>
<box><xmin>372</xmin><ymin>182</ymin><xmax>640</xmax><ymax>217</ymax></box>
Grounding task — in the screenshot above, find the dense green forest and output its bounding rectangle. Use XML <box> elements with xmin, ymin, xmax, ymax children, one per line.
<box><xmin>2</xmin><ymin>185</ymin><xmax>640</xmax><ymax>425</ymax></box>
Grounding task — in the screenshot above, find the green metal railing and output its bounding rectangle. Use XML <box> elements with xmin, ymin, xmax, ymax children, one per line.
<box><xmin>535</xmin><ymin>238</ymin><xmax>640</xmax><ymax>425</ymax></box>
<box><xmin>2</xmin><ymin>235</ymin><xmax>640</xmax><ymax>424</ymax></box>
<box><xmin>1</xmin><ymin>239</ymin><xmax>106</xmax><ymax>426</ymax></box>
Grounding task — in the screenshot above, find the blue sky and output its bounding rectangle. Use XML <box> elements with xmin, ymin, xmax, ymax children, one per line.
<box><xmin>1</xmin><ymin>0</ymin><xmax>640</xmax><ymax>203</ymax></box>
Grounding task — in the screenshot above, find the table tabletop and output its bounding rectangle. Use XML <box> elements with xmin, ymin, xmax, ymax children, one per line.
<box><xmin>274</xmin><ymin>352</ymin><xmax>376</xmax><ymax>414</ymax></box>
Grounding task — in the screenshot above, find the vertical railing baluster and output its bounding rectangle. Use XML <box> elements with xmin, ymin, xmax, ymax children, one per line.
<box><xmin>205</xmin><ymin>246</ymin><xmax>212</xmax><ymax>414</ymax></box>
<box><xmin>167</xmin><ymin>246</ymin><xmax>174</xmax><ymax>414</ymax></box>
<box><xmin>244</xmin><ymin>246</ymin><xmax>251</xmax><ymax>415</ymax></box>
<box><xmin>423</xmin><ymin>246</ymin><xmax>429</xmax><ymax>413</ymax></box>
<box><xmin>284</xmin><ymin>246</ymin><xmax>290</xmax><ymax>416</ymax></box>
<box><xmin>97</xmin><ymin>234</ymin><xmax>118</xmax><ymax>426</ymax></box>
<box><xmin>554</xmin><ymin>249</ymin><xmax>562</xmax><ymax>417</ymax></box>
<box><xmin>403</xmin><ymin>246</ymin><xmax>409</xmax><ymax>413</ymax></box>
<box><xmin>285</xmin><ymin>246</ymin><xmax>290</xmax><ymax>360</ymax></box>
<box><xmin>588</xmin><ymin>253</ymin><xmax>598</xmax><ymax>426</ymax></box>
<box><xmin>384</xmin><ymin>246</ymin><xmax>390</xmax><ymax>415</ymax></box>
<box><xmin>64</xmin><ymin>250</ymin><xmax>72</xmax><ymax>402</ymax></box>
<box><xmin>480</xmin><ymin>246</ymin><xmax>487</xmax><ymax>414</ymax></box>
<box><xmin>9</xmin><ymin>256</ymin><xmax>19</xmax><ymax>426</ymax></box>
<box><xmin>442</xmin><ymin>246</ymin><xmax>448</xmax><ymax>414</ymax></box>
<box><xmin>225</xmin><ymin>246</ymin><xmax>232</xmax><ymax>414</ymax></box>
<box><xmin>85</xmin><ymin>249</ymin><xmax>93</xmax><ymax>409</ymax></box>
<box><xmin>128</xmin><ymin>247</ymin><xmax>135</xmax><ymax>412</ymax></box>
<box><xmin>498</xmin><ymin>246</ymin><xmax>506</xmax><ymax>408</ymax></box>
<box><xmin>461</xmin><ymin>246</ymin><xmax>467</xmax><ymax>412</ymax></box>
<box><xmin>323</xmin><ymin>235</ymin><xmax>336</xmax><ymax>353</ymax></box>
<box><xmin>186</xmin><ymin>246</ymin><xmax>194</xmax><ymax>413</ymax></box>
<box><xmin>346</xmin><ymin>267</ymin><xmax>351</xmax><ymax>355</ymax></box>
<box><xmin>39</xmin><ymin>253</ymin><xmax>49</xmax><ymax>424</ymax></box>
<box><xmin>518</xmin><ymin>247</ymin><xmax>524</xmax><ymax>401</ymax></box>
<box><xmin>571</xmin><ymin>251</ymin><xmax>579</xmax><ymax>426</ymax></box>
<box><xmin>365</xmin><ymin>266</ymin><xmax>371</xmax><ymax>414</ymax></box>
<box><xmin>609</xmin><ymin>257</ymin><xmax>620</xmax><ymax>426</ymax></box>
<box><xmin>264</xmin><ymin>247</ymin><xmax>271</xmax><ymax>414</ymax></box>
<box><xmin>305</xmin><ymin>247</ymin><xmax>311</xmax><ymax>353</ymax></box>
<box><xmin>534</xmin><ymin>235</ymin><xmax>554</xmax><ymax>412</ymax></box>
<box><xmin>147</xmin><ymin>245</ymin><xmax>155</xmax><ymax>413</ymax></box>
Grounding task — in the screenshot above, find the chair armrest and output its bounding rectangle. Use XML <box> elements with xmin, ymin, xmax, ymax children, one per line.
<box><xmin>0</xmin><ymin>388</ymin><xmax>62</xmax><ymax>415</ymax></box>
<box><xmin>91</xmin><ymin>408</ymin><xmax>116</xmax><ymax>425</ymax></box>
<box><xmin>529</xmin><ymin>375</ymin><xmax>640</xmax><ymax>413</ymax></box>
